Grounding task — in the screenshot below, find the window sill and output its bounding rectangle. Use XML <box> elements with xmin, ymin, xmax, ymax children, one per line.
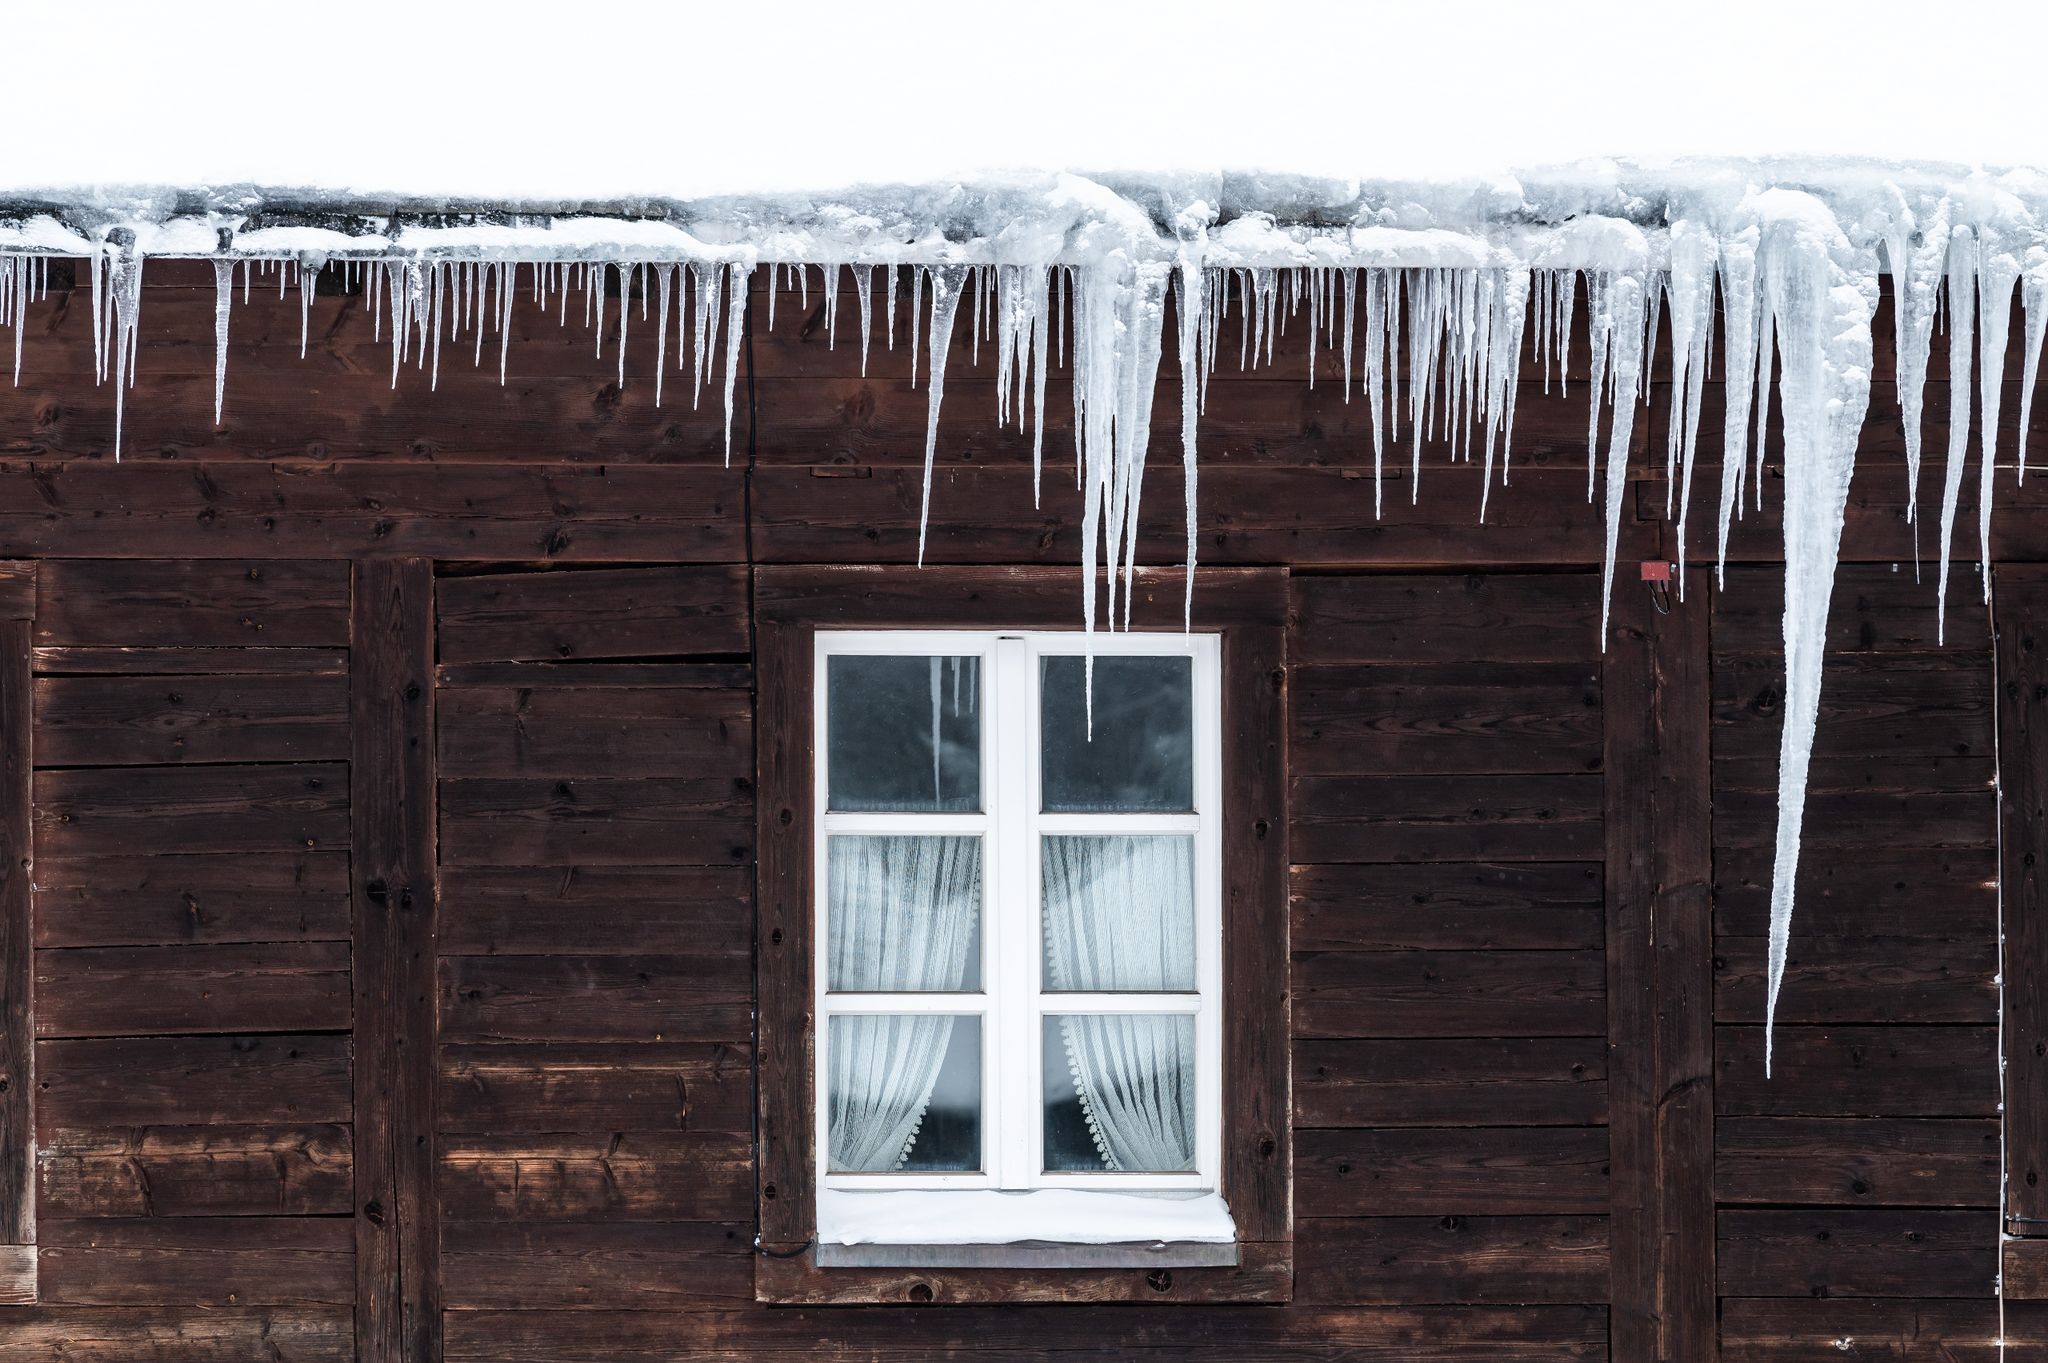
<box><xmin>816</xmin><ymin>1187</ymin><xmax>1236</xmax><ymax>1250</ymax></box>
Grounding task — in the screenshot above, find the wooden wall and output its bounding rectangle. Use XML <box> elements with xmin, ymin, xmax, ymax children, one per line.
<box><xmin>0</xmin><ymin>260</ymin><xmax>2040</xmax><ymax>1359</ymax></box>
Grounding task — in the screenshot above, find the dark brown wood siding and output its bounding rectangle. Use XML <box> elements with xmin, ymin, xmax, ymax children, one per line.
<box><xmin>0</xmin><ymin>262</ymin><xmax>2038</xmax><ymax>1359</ymax></box>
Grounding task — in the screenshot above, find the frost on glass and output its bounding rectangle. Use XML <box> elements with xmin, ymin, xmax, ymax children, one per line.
<box><xmin>828</xmin><ymin>654</ymin><xmax>980</xmax><ymax>813</ymax></box>
<box><xmin>1041</xmin><ymin>835</ymin><xmax>1195</xmax><ymax>993</ymax></box>
<box><xmin>828</xmin><ymin>1014</ymin><xmax>981</xmax><ymax>1173</ymax></box>
<box><xmin>827</xmin><ymin>834</ymin><xmax>982</xmax><ymax>993</ymax></box>
<box><xmin>1040</xmin><ymin>655</ymin><xmax>1192</xmax><ymax>813</ymax></box>
<box><xmin>1042</xmin><ymin>1014</ymin><xmax>1196</xmax><ymax>1173</ymax></box>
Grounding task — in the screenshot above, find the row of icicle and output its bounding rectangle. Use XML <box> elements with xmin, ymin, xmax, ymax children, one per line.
<box><xmin>13</xmin><ymin>238</ymin><xmax>2048</xmax><ymax>1071</ymax></box>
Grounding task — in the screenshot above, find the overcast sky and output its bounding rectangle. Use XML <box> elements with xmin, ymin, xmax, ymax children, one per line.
<box><xmin>14</xmin><ymin>0</ymin><xmax>2045</xmax><ymax>198</ymax></box>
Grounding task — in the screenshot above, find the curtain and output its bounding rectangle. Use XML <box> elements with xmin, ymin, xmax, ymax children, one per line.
<box><xmin>1041</xmin><ymin>835</ymin><xmax>1197</xmax><ymax>1171</ymax></box>
<box><xmin>826</xmin><ymin>835</ymin><xmax>980</xmax><ymax>1171</ymax></box>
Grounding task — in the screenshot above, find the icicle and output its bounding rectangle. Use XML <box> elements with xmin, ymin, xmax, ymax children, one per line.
<box><xmin>1716</xmin><ymin>233</ymin><xmax>1762</xmax><ymax>585</ymax></box>
<box><xmin>617</xmin><ymin>262</ymin><xmax>632</xmax><ymax>391</ymax></box>
<box><xmin>654</xmin><ymin>263</ymin><xmax>673</xmax><ymax>408</ymax></box>
<box><xmin>1174</xmin><ymin>221</ymin><xmax>1207</xmax><ymax>627</ymax></box>
<box><xmin>299</xmin><ymin>258</ymin><xmax>317</xmax><ymax>359</ymax></box>
<box><xmin>1757</xmin><ymin>191</ymin><xmax>1879</xmax><ymax>1077</ymax></box>
<box><xmin>1935</xmin><ymin>230</ymin><xmax>1978</xmax><ymax>644</ymax></box>
<box><xmin>1976</xmin><ymin>250</ymin><xmax>2019</xmax><ymax>601</ymax></box>
<box><xmin>98</xmin><ymin>247</ymin><xmax>145</xmax><ymax>459</ymax></box>
<box><xmin>1880</xmin><ymin>193</ymin><xmax>1950</xmax><ymax>522</ymax></box>
<box><xmin>211</xmin><ymin>258</ymin><xmax>234</xmax><ymax>425</ymax></box>
<box><xmin>1665</xmin><ymin>223</ymin><xmax>1718</xmax><ymax>588</ymax></box>
<box><xmin>854</xmin><ymin>265</ymin><xmax>875</xmax><ymax>376</ymax></box>
<box><xmin>722</xmin><ymin>264</ymin><xmax>747</xmax><ymax>466</ymax></box>
<box><xmin>909</xmin><ymin>266</ymin><xmax>926</xmax><ymax>389</ymax></box>
<box><xmin>916</xmin><ymin>266</ymin><xmax>969</xmax><ymax>565</ymax></box>
<box><xmin>2022</xmin><ymin>267</ymin><xmax>2048</xmax><ymax>480</ymax></box>
<box><xmin>1593</xmin><ymin>270</ymin><xmax>1649</xmax><ymax>649</ymax></box>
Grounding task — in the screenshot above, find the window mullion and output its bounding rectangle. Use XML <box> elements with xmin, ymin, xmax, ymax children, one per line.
<box><xmin>993</xmin><ymin>637</ymin><xmax>1037</xmax><ymax>1190</ymax></box>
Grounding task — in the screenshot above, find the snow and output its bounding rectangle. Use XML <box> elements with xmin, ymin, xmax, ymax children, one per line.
<box><xmin>816</xmin><ymin>1187</ymin><xmax>1235</xmax><ymax>1247</ymax></box>
<box><xmin>3</xmin><ymin>159</ymin><xmax>2047</xmax><ymax>1068</ymax></box>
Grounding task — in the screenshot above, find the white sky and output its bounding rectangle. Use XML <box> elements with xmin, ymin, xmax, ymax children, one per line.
<box><xmin>13</xmin><ymin>0</ymin><xmax>2046</xmax><ymax>199</ymax></box>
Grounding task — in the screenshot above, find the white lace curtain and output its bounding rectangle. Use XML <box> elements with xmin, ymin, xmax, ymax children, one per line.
<box><xmin>1041</xmin><ymin>835</ymin><xmax>1198</xmax><ymax>1171</ymax></box>
<box><xmin>826</xmin><ymin>835</ymin><xmax>980</xmax><ymax>1171</ymax></box>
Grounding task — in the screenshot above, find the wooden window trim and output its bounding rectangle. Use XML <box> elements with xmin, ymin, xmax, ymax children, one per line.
<box><xmin>754</xmin><ymin>566</ymin><xmax>1290</xmax><ymax>1305</ymax></box>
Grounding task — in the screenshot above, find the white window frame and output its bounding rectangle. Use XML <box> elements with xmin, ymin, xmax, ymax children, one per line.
<box><xmin>812</xmin><ymin>628</ymin><xmax>1224</xmax><ymax>1208</ymax></box>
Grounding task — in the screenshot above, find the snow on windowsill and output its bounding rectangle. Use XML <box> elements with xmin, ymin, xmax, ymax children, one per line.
<box><xmin>816</xmin><ymin>1187</ymin><xmax>1235</xmax><ymax>1246</ymax></box>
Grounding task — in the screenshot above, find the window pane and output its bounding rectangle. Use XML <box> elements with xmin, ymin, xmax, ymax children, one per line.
<box><xmin>828</xmin><ymin>654</ymin><xmax>980</xmax><ymax>812</ymax></box>
<box><xmin>829</xmin><ymin>1014</ymin><xmax>981</xmax><ymax>1172</ymax></box>
<box><xmin>1042</xmin><ymin>1014</ymin><xmax>1196</xmax><ymax>1173</ymax></box>
<box><xmin>1041</xmin><ymin>835</ymin><xmax>1195</xmax><ymax>992</ymax></box>
<box><xmin>1040</xmin><ymin>655</ymin><xmax>1192</xmax><ymax>813</ymax></box>
<box><xmin>828</xmin><ymin>835</ymin><xmax>982</xmax><ymax>992</ymax></box>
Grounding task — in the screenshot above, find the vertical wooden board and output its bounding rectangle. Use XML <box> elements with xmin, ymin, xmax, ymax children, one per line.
<box><xmin>1998</xmin><ymin>568</ymin><xmax>2048</xmax><ymax>1233</ymax></box>
<box><xmin>1606</xmin><ymin>566</ymin><xmax>1715</xmax><ymax>1361</ymax></box>
<box><xmin>351</xmin><ymin>558</ymin><xmax>438</xmax><ymax>1363</ymax></box>
<box><xmin>0</xmin><ymin>619</ymin><xmax>30</xmax><ymax>1248</ymax></box>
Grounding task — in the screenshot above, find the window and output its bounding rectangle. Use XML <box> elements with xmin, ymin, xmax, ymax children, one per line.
<box><xmin>753</xmin><ymin>566</ymin><xmax>1288</xmax><ymax>1304</ymax></box>
<box><xmin>813</xmin><ymin>632</ymin><xmax>1226</xmax><ymax>1250</ymax></box>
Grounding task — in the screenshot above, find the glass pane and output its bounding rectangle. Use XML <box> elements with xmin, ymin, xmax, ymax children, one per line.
<box><xmin>828</xmin><ymin>654</ymin><xmax>980</xmax><ymax>812</ymax></box>
<box><xmin>828</xmin><ymin>835</ymin><xmax>982</xmax><ymax>992</ymax></box>
<box><xmin>1042</xmin><ymin>1014</ymin><xmax>1196</xmax><ymax>1173</ymax></box>
<box><xmin>1040</xmin><ymin>654</ymin><xmax>1192</xmax><ymax>813</ymax></box>
<box><xmin>1041</xmin><ymin>835</ymin><xmax>1195</xmax><ymax>992</ymax></box>
<box><xmin>828</xmin><ymin>1014</ymin><xmax>981</xmax><ymax>1172</ymax></box>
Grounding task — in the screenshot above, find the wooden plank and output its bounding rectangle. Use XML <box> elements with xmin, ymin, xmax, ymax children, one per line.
<box><xmin>35</xmin><ymin>1034</ymin><xmax>352</xmax><ymax>1128</ymax></box>
<box><xmin>32</xmin><ymin>646</ymin><xmax>346</xmax><ymax>675</ymax></box>
<box><xmin>0</xmin><ymin>463</ymin><xmax>744</xmax><ymax>562</ymax></box>
<box><xmin>1296</xmin><ymin>1216</ymin><xmax>1608</xmax><ymax>1304</ymax></box>
<box><xmin>2007</xmin><ymin>1238</ymin><xmax>2048</xmax><ymax>1299</ymax></box>
<box><xmin>1716</xmin><ymin>1209</ymin><xmax>1997</xmax><ymax>1299</ymax></box>
<box><xmin>752</xmin><ymin>611</ymin><xmax>812</xmax><ymax>1255</ymax></box>
<box><xmin>1293</xmin><ymin>1038</ymin><xmax>1607</xmax><ymax>1128</ymax></box>
<box><xmin>34</xmin><ymin>943</ymin><xmax>351</xmax><ymax>1037</ymax></box>
<box><xmin>1291</xmin><ymin>774</ymin><xmax>1603</xmax><ymax>863</ymax></box>
<box><xmin>0</xmin><ymin>618</ymin><xmax>28</xmax><ymax>1247</ymax></box>
<box><xmin>438</xmin><ymin>777</ymin><xmax>750</xmax><ymax>867</ymax></box>
<box><xmin>1712</xmin><ymin>784</ymin><xmax>1994</xmax><ymax>850</ymax></box>
<box><xmin>1289</xmin><ymin>573</ymin><xmax>1601</xmax><ymax>665</ymax></box>
<box><xmin>37</xmin><ymin>1217</ymin><xmax>351</xmax><ymax>1306</ymax></box>
<box><xmin>439</xmin><ymin>955</ymin><xmax>752</xmax><ymax>1043</ymax></box>
<box><xmin>436</xmin><ymin>566</ymin><xmax>749</xmax><ymax>663</ymax></box>
<box><xmin>437</xmin><ymin>684</ymin><xmax>750</xmax><ymax>779</ymax></box>
<box><xmin>34</xmin><ymin>672</ymin><xmax>349</xmax><ymax>766</ymax></box>
<box><xmin>440</xmin><ymin>1043</ymin><xmax>752</xmax><ymax>1133</ymax></box>
<box><xmin>1714</xmin><ymin>936</ymin><xmax>1996</xmax><ymax>1024</ymax></box>
<box><xmin>33</xmin><ymin>763</ymin><xmax>349</xmax><ymax>857</ymax></box>
<box><xmin>1294</xmin><ymin>1127</ymin><xmax>1610</xmax><ymax>1216</ymax></box>
<box><xmin>1714</xmin><ymin>564</ymin><xmax>1992</xmax><ymax>654</ymax></box>
<box><xmin>0</xmin><ymin>562</ymin><xmax>35</xmax><ymax>622</ymax></box>
<box><xmin>35</xmin><ymin>560</ymin><xmax>349</xmax><ymax>647</ymax></box>
<box><xmin>1715</xmin><ymin>1026</ymin><xmax>1999</xmax><ymax>1117</ymax></box>
<box><xmin>441</xmin><ymin>1222</ymin><xmax>752</xmax><ymax>1310</ymax></box>
<box><xmin>32</xmin><ymin>852</ymin><xmax>351</xmax><ymax>948</ymax></box>
<box><xmin>438</xmin><ymin>865</ymin><xmax>751</xmax><ymax>956</ymax></box>
<box><xmin>1996</xmin><ymin>568</ymin><xmax>2048</xmax><ymax>1234</ymax></box>
<box><xmin>1291</xmin><ymin>862</ymin><xmax>1604</xmax><ymax>951</ymax></box>
<box><xmin>754</xmin><ymin>564</ymin><xmax>1287</xmax><ymax>631</ymax></box>
<box><xmin>754</xmin><ymin>1241</ymin><xmax>1293</xmax><ymax>1308</ymax></box>
<box><xmin>1714</xmin><ymin>1118</ymin><xmax>2000</xmax><ymax>1206</ymax></box>
<box><xmin>0</xmin><ymin>1243</ymin><xmax>30</xmax><ymax>1305</ymax></box>
<box><xmin>438</xmin><ymin>1133</ymin><xmax>754</xmax><ymax>1222</ymax></box>
<box><xmin>1292</xmin><ymin>950</ymin><xmax>1606</xmax><ymax>1038</ymax></box>
<box><xmin>1290</xmin><ymin>661</ymin><xmax>1601</xmax><ymax>775</ymax></box>
<box><xmin>434</xmin><ymin>662</ymin><xmax>752</xmax><ymax>689</ymax></box>
<box><xmin>0</xmin><ymin>1307</ymin><xmax>352</xmax><ymax>1361</ymax></box>
<box><xmin>1712</xmin><ymin>844</ymin><xmax>1997</xmax><ymax>940</ymax></box>
<box><xmin>752</xmin><ymin>465</ymin><xmax>1627</xmax><ymax>569</ymax></box>
<box><xmin>444</xmin><ymin>1303</ymin><xmax>1610</xmax><ymax>1361</ymax></box>
<box><xmin>1712</xmin><ymin>651</ymin><xmax>1991</xmax><ymax>761</ymax></box>
<box><xmin>351</xmin><ymin>557</ymin><xmax>438</xmax><ymax>1363</ymax></box>
<box><xmin>1719</xmin><ymin>1298</ymin><xmax>2007</xmax><ymax>1362</ymax></box>
<box><xmin>37</xmin><ymin>1124</ymin><xmax>352</xmax><ymax>1218</ymax></box>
